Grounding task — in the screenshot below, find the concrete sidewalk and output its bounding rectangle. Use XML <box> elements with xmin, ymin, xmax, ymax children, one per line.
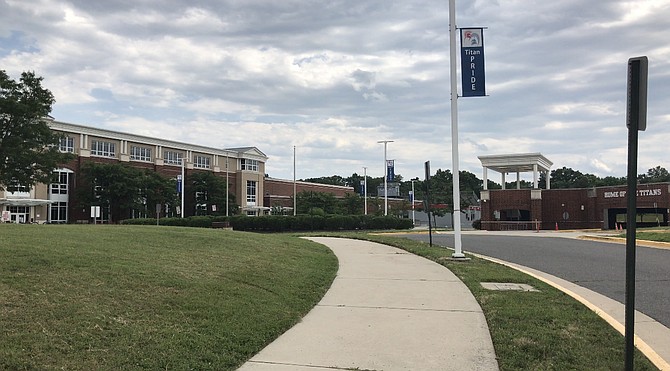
<box><xmin>238</xmin><ymin>237</ymin><xmax>498</xmax><ymax>371</ymax></box>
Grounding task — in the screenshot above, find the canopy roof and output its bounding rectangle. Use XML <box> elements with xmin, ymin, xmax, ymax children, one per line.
<box><xmin>478</xmin><ymin>153</ymin><xmax>553</xmax><ymax>174</ymax></box>
<box><xmin>0</xmin><ymin>199</ymin><xmax>55</xmax><ymax>206</ymax></box>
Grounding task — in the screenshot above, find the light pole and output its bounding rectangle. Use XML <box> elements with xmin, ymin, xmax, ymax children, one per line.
<box><xmin>449</xmin><ymin>0</ymin><xmax>465</xmax><ymax>259</ymax></box>
<box><xmin>293</xmin><ymin>145</ymin><xmax>297</xmax><ymax>216</ymax></box>
<box><xmin>377</xmin><ymin>140</ymin><xmax>393</xmax><ymax>216</ymax></box>
<box><xmin>180</xmin><ymin>156</ymin><xmax>185</xmax><ymax>218</ymax></box>
<box><xmin>411</xmin><ymin>177</ymin><xmax>418</xmax><ymax>226</ymax></box>
<box><xmin>363</xmin><ymin>166</ymin><xmax>368</xmax><ymax>215</ymax></box>
<box><xmin>225</xmin><ymin>152</ymin><xmax>229</xmax><ymax>217</ymax></box>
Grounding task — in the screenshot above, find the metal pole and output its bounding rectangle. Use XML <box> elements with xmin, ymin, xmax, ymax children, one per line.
<box><xmin>293</xmin><ymin>146</ymin><xmax>297</xmax><ymax>216</ymax></box>
<box><xmin>449</xmin><ymin>0</ymin><xmax>465</xmax><ymax>258</ymax></box>
<box><xmin>363</xmin><ymin>166</ymin><xmax>368</xmax><ymax>215</ymax></box>
<box><xmin>181</xmin><ymin>157</ymin><xmax>185</xmax><ymax>218</ymax></box>
<box><xmin>624</xmin><ymin>56</ymin><xmax>647</xmax><ymax>371</ymax></box>
<box><xmin>625</xmin><ymin>120</ymin><xmax>638</xmax><ymax>371</ymax></box>
<box><xmin>411</xmin><ymin>179</ymin><xmax>415</xmax><ymax>225</ymax></box>
<box><xmin>225</xmin><ymin>153</ymin><xmax>229</xmax><ymax>217</ymax></box>
<box><xmin>425</xmin><ymin>161</ymin><xmax>432</xmax><ymax>247</ymax></box>
<box><xmin>378</xmin><ymin>140</ymin><xmax>393</xmax><ymax>216</ymax></box>
<box><xmin>384</xmin><ymin>143</ymin><xmax>388</xmax><ymax>216</ymax></box>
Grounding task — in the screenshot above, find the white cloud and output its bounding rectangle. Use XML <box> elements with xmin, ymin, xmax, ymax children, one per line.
<box><xmin>1</xmin><ymin>0</ymin><xmax>669</xmax><ymax>181</ymax></box>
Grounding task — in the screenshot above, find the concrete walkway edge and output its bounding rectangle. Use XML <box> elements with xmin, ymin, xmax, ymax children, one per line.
<box><xmin>238</xmin><ymin>237</ymin><xmax>499</xmax><ymax>371</ymax></box>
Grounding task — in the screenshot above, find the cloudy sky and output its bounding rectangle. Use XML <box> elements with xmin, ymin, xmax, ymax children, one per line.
<box><xmin>1</xmin><ymin>0</ymin><xmax>669</xmax><ymax>182</ymax></box>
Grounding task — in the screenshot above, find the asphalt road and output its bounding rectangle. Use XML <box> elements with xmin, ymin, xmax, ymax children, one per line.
<box><xmin>401</xmin><ymin>232</ymin><xmax>670</xmax><ymax>328</ymax></box>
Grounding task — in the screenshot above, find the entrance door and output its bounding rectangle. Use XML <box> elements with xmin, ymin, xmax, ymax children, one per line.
<box><xmin>7</xmin><ymin>206</ymin><xmax>30</xmax><ymax>224</ymax></box>
<box><xmin>10</xmin><ymin>213</ymin><xmax>29</xmax><ymax>223</ymax></box>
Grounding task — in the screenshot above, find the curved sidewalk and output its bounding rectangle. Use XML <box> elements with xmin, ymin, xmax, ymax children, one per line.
<box><xmin>238</xmin><ymin>237</ymin><xmax>499</xmax><ymax>371</ymax></box>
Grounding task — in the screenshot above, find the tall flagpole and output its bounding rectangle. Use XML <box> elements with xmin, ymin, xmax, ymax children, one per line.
<box><xmin>180</xmin><ymin>156</ymin><xmax>185</xmax><ymax>218</ymax></box>
<box><xmin>363</xmin><ymin>166</ymin><xmax>368</xmax><ymax>215</ymax></box>
<box><xmin>449</xmin><ymin>0</ymin><xmax>465</xmax><ymax>258</ymax></box>
<box><xmin>293</xmin><ymin>146</ymin><xmax>297</xmax><ymax>216</ymax></box>
<box><xmin>225</xmin><ymin>152</ymin><xmax>229</xmax><ymax>217</ymax></box>
<box><xmin>378</xmin><ymin>140</ymin><xmax>393</xmax><ymax>216</ymax></box>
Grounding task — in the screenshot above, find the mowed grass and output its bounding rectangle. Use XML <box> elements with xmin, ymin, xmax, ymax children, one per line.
<box><xmin>0</xmin><ymin>224</ymin><xmax>337</xmax><ymax>370</ymax></box>
<box><xmin>629</xmin><ymin>227</ymin><xmax>670</xmax><ymax>243</ymax></box>
<box><xmin>305</xmin><ymin>232</ymin><xmax>657</xmax><ymax>370</ymax></box>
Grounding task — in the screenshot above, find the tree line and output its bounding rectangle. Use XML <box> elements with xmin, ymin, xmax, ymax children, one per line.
<box><xmin>302</xmin><ymin>165</ymin><xmax>670</xmax><ymax>214</ymax></box>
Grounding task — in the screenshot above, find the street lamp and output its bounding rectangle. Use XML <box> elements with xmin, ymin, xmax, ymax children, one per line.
<box><xmin>411</xmin><ymin>177</ymin><xmax>419</xmax><ymax>226</ymax></box>
<box><xmin>363</xmin><ymin>166</ymin><xmax>368</xmax><ymax>215</ymax></box>
<box><xmin>377</xmin><ymin>140</ymin><xmax>393</xmax><ymax>216</ymax></box>
<box><xmin>225</xmin><ymin>151</ymin><xmax>229</xmax><ymax>217</ymax></box>
<box><xmin>293</xmin><ymin>146</ymin><xmax>297</xmax><ymax>216</ymax></box>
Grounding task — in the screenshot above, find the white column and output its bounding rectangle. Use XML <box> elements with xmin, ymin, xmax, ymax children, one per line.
<box><xmin>502</xmin><ymin>173</ymin><xmax>506</xmax><ymax>190</ymax></box>
<box><xmin>516</xmin><ymin>172</ymin><xmax>521</xmax><ymax>189</ymax></box>
<box><xmin>483</xmin><ymin>167</ymin><xmax>488</xmax><ymax>190</ymax></box>
<box><xmin>533</xmin><ymin>164</ymin><xmax>539</xmax><ymax>189</ymax></box>
<box><xmin>546</xmin><ymin>170</ymin><xmax>551</xmax><ymax>189</ymax></box>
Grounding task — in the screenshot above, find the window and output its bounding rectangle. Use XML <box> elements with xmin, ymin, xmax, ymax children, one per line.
<box><xmin>193</xmin><ymin>155</ymin><xmax>210</xmax><ymax>169</ymax></box>
<box><xmin>50</xmin><ymin>171</ymin><xmax>70</xmax><ymax>195</ymax></box>
<box><xmin>6</xmin><ymin>181</ymin><xmax>29</xmax><ymax>197</ymax></box>
<box><xmin>59</xmin><ymin>137</ymin><xmax>74</xmax><ymax>153</ymax></box>
<box><xmin>130</xmin><ymin>146</ymin><xmax>151</xmax><ymax>162</ymax></box>
<box><xmin>49</xmin><ymin>202</ymin><xmax>68</xmax><ymax>222</ymax></box>
<box><xmin>241</xmin><ymin>158</ymin><xmax>258</xmax><ymax>171</ymax></box>
<box><xmin>246</xmin><ymin>180</ymin><xmax>257</xmax><ymax>205</ymax></box>
<box><xmin>164</xmin><ymin>150</ymin><xmax>183</xmax><ymax>165</ymax></box>
<box><xmin>91</xmin><ymin>140</ymin><xmax>116</xmax><ymax>157</ymax></box>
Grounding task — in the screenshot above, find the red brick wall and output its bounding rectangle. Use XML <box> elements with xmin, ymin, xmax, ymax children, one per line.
<box><xmin>481</xmin><ymin>183</ymin><xmax>670</xmax><ymax>230</ymax></box>
<box><xmin>541</xmin><ymin>189</ymin><xmax>593</xmax><ymax>229</ymax></box>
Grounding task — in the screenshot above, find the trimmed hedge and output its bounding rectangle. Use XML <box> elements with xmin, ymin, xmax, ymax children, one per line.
<box><xmin>232</xmin><ymin>214</ymin><xmax>412</xmax><ymax>232</ymax></box>
<box><xmin>122</xmin><ymin>215</ymin><xmax>413</xmax><ymax>232</ymax></box>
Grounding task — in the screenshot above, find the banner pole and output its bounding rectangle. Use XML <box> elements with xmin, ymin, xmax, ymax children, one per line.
<box><xmin>449</xmin><ymin>0</ymin><xmax>465</xmax><ymax>258</ymax></box>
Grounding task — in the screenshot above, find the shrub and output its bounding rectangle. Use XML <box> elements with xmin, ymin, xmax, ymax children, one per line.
<box><xmin>472</xmin><ymin>219</ymin><xmax>482</xmax><ymax>230</ymax></box>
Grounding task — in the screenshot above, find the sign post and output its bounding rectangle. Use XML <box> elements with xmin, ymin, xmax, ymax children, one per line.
<box><xmin>624</xmin><ymin>56</ymin><xmax>648</xmax><ymax>371</ymax></box>
<box><xmin>425</xmin><ymin>161</ymin><xmax>433</xmax><ymax>247</ymax></box>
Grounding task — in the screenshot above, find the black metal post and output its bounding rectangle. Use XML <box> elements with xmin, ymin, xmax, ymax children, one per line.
<box><xmin>425</xmin><ymin>161</ymin><xmax>432</xmax><ymax>247</ymax></box>
<box><xmin>624</xmin><ymin>56</ymin><xmax>647</xmax><ymax>371</ymax></box>
<box><xmin>624</xmin><ymin>122</ymin><xmax>637</xmax><ymax>371</ymax></box>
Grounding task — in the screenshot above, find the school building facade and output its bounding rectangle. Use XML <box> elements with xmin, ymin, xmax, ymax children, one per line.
<box><xmin>0</xmin><ymin>119</ymin><xmax>353</xmax><ymax>224</ymax></box>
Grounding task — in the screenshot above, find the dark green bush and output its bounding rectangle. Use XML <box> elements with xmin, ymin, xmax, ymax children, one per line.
<box><xmin>472</xmin><ymin>219</ymin><xmax>482</xmax><ymax>230</ymax></box>
<box><xmin>123</xmin><ymin>214</ymin><xmax>412</xmax><ymax>232</ymax></box>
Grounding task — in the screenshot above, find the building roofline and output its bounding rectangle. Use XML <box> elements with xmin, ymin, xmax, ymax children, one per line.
<box><xmin>48</xmin><ymin>119</ymin><xmax>268</xmax><ymax>161</ymax></box>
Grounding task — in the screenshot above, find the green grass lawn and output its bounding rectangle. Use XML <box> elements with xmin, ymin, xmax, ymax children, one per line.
<box><xmin>0</xmin><ymin>224</ymin><xmax>337</xmax><ymax>370</ymax></box>
<box><xmin>306</xmin><ymin>231</ymin><xmax>657</xmax><ymax>371</ymax></box>
<box><xmin>613</xmin><ymin>226</ymin><xmax>670</xmax><ymax>242</ymax></box>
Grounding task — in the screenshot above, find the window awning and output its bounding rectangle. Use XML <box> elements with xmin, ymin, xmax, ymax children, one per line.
<box><xmin>0</xmin><ymin>199</ymin><xmax>55</xmax><ymax>206</ymax></box>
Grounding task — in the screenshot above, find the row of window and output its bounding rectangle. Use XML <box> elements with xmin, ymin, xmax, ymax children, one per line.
<box><xmin>61</xmin><ymin>137</ymin><xmax>258</xmax><ymax>171</ymax></box>
<box><xmin>7</xmin><ymin>177</ymin><xmax>259</xmax><ymax>223</ymax></box>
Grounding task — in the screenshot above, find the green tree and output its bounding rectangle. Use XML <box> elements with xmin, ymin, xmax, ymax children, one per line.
<box><xmin>77</xmin><ymin>162</ymin><xmax>143</xmax><ymax>222</ymax></box>
<box><xmin>302</xmin><ymin>175</ymin><xmax>347</xmax><ymax>186</ymax></box>
<box><xmin>0</xmin><ymin>70</ymin><xmax>74</xmax><ymax>190</ymax></box>
<box><xmin>596</xmin><ymin>176</ymin><xmax>626</xmax><ymax>187</ymax></box>
<box><xmin>77</xmin><ymin>162</ymin><xmax>179</xmax><ymax>221</ymax></box>
<box><xmin>639</xmin><ymin>166</ymin><xmax>670</xmax><ymax>184</ymax></box>
<box><xmin>296</xmin><ymin>190</ymin><xmax>339</xmax><ymax>214</ymax></box>
<box><xmin>190</xmin><ymin>171</ymin><xmax>237</xmax><ymax>216</ymax></box>
<box><xmin>549</xmin><ymin>167</ymin><xmax>600</xmax><ymax>189</ymax></box>
<box><xmin>341</xmin><ymin>192</ymin><xmax>363</xmax><ymax>214</ymax></box>
<box><xmin>137</xmin><ymin>170</ymin><xmax>179</xmax><ymax>218</ymax></box>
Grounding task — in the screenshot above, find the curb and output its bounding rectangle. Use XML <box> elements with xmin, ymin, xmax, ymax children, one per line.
<box><xmin>470</xmin><ymin>252</ymin><xmax>670</xmax><ymax>371</ymax></box>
